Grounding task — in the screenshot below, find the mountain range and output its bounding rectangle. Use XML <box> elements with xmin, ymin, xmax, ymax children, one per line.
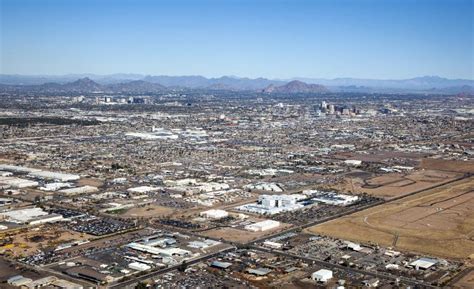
<box><xmin>262</xmin><ymin>80</ymin><xmax>329</xmax><ymax>93</ymax></box>
<box><xmin>0</xmin><ymin>74</ymin><xmax>472</xmax><ymax>94</ymax></box>
<box><xmin>0</xmin><ymin>78</ymin><xmax>167</xmax><ymax>94</ymax></box>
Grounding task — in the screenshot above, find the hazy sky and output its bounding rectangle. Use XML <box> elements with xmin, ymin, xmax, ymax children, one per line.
<box><xmin>1</xmin><ymin>0</ymin><xmax>473</xmax><ymax>79</ymax></box>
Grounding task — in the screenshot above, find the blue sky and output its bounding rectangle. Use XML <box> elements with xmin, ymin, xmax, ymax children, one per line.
<box><xmin>1</xmin><ymin>0</ymin><xmax>473</xmax><ymax>79</ymax></box>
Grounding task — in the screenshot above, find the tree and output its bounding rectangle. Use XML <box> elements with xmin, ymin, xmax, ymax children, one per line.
<box><xmin>135</xmin><ymin>282</ymin><xmax>147</xmax><ymax>289</ymax></box>
<box><xmin>34</xmin><ymin>196</ymin><xmax>41</xmax><ymax>203</ymax></box>
<box><xmin>177</xmin><ymin>261</ymin><xmax>188</xmax><ymax>272</ymax></box>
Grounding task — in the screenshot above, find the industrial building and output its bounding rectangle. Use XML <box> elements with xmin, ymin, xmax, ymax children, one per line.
<box><xmin>237</xmin><ymin>194</ymin><xmax>304</xmax><ymax>215</ymax></box>
<box><xmin>59</xmin><ymin>185</ymin><xmax>98</xmax><ymax>196</ymax></box>
<box><xmin>0</xmin><ymin>176</ymin><xmax>39</xmax><ymax>188</ymax></box>
<box><xmin>127</xmin><ymin>186</ymin><xmax>161</xmax><ymax>193</ymax></box>
<box><xmin>128</xmin><ymin>262</ymin><xmax>151</xmax><ymax>271</ymax></box>
<box><xmin>0</xmin><ymin>164</ymin><xmax>41</xmax><ymax>174</ymax></box>
<box><xmin>244</xmin><ymin>182</ymin><xmax>283</xmax><ymax>192</ymax></box>
<box><xmin>18</xmin><ymin>276</ymin><xmax>84</xmax><ymax>289</ymax></box>
<box><xmin>199</xmin><ymin>209</ymin><xmax>229</xmax><ymax>219</ymax></box>
<box><xmin>304</xmin><ymin>190</ymin><xmax>359</xmax><ymax>206</ymax></box>
<box><xmin>312</xmin><ymin>269</ymin><xmax>333</xmax><ymax>283</ymax></box>
<box><xmin>0</xmin><ymin>207</ymin><xmax>63</xmax><ymax>225</ymax></box>
<box><xmin>344</xmin><ymin>159</ymin><xmax>362</xmax><ymax>166</ymax></box>
<box><xmin>127</xmin><ymin>242</ymin><xmax>192</xmax><ymax>257</ymax></box>
<box><xmin>40</xmin><ymin>182</ymin><xmax>73</xmax><ymax>191</ymax></box>
<box><xmin>244</xmin><ymin>220</ymin><xmax>280</xmax><ymax>232</ymax></box>
<box><xmin>28</xmin><ymin>171</ymin><xmax>80</xmax><ymax>182</ymax></box>
<box><xmin>410</xmin><ymin>257</ymin><xmax>438</xmax><ymax>270</ymax></box>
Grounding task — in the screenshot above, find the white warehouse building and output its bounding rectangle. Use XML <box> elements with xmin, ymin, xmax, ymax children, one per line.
<box><xmin>245</xmin><ymin>220</ymin><xmax>280</xmax><ymax>232</ymax></box>
<box><xmin>200</xmin><ymin>209</ymin><xmax>229</xmax><ymax>219</ymax></box>
<box><xmin>28</xmin><ymin>171</ymin><xmax>80</xmax><ymax>182</ymax></box>
<box><xmin>312</xmin><ymin>269</ymin><xmax>333</xmax><ymax>283</ymax></box>
<box><xmin>0</xmin><ymin>177</ymin><xmax>39</xmax><ymax>189</ymax></box>
<box><xmin>237</xmin><ymin>194</ymin><xmax>304</xmax><ymax>215</ymax></box>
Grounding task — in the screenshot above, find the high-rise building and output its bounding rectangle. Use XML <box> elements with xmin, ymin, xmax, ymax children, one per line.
<box><xmin>328</xmin><ymin>104</ymin><xmax>335</xmax><ymax>114</ymax></box>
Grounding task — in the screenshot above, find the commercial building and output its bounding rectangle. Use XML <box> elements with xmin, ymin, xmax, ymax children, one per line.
<box><xmin>307</xmin><ymin>191</ymin><xmax>359</xmax><ymax>206</ymax></box>
<box><xmin>410</xmin><ymin>257</ymin><xmax>438</xmax><ymax>270</ymax></box>
<box><xmin>28</xmin><ymin>213</ymin><xmax>64</xmax><ymax>225</ymax></box>
<box><xmin>263</xmin><ymin>241</ymin><xmax>283</xmax><ymax>249</ymax></box>
<box><xmin>247</xmin><ymin>268</ymin><xmax>272</xmax><ymax>276</ymax></box>
<box><xmin>237</xmin><ymin>194</ymin><xmax>304</xmax><ymax>215</ymax></box>
<box><xmin>244</xmin><ymin>220</ymin><xmax>280</xmax><ymax>232</ymax></box>
<box><xmin>200</xmin><ymin>209</ymin><xmax>229</xmax><ymax>219</ymax></box>
<box><xmin>344</xmin><ymin>159</ymin><xmax>362</xmax><ymax>166</ymax></box>
<box><xmin>28</xmin><ymin>171</ymin><xmax>80</xmax><ymax>182</ymax></box>
<box><xmin>244</xmin><ymin>182</ymin><xmax>283</xmax><ymax>192</ymax></box>
<box><xmin>7</xmin><ymin>275</ymin><xmax>33</xmax><ymax>286</ymax></box>
<box><xmin>40</xmin><ymin>182</ymin><xmax>72</xmax><ymax>191</ymax></box>
<box><xmin>0</xmin><ymin>176</ymin><xmax>39</xmax><ymax>188</ymax></box>
<box><xmin>312</xmin><ymin>269</ymin><xmax>333</xmax><ymax>283</ymax></box>
<box><xmin>0</xmin><ymin>207</ymin><xmax>63</xmax><ymax>225</ymax></box>
<box><xmin>128</xmin><ymin>262</ymin><xmax>151</xmax><ymax>271</ymax></box>
<box><xmin>65</xmin><ymin>266</ymin><xmax>112</xmax><ymax>284</ymax></box>
<box><xmin>127</xmin><ymin>242</ymin><xmax>191</xmax><ymax>257</ymax></box>
<box><xmin>127</xmin><ymin>186</ymin><xmax>161</xmax><ymax>193</ymax></box>
<box><xmin>21</xmin><ymin>276</ymin><xmax>84</xmax><ymax>289</ymax></box>
<box><xmin>59</xmin><ymin>185</ymin><xmax>98</xmax><ymax>195</ymax></box>
<box><xmin>0</xmin><ymin>197</ymin><xmax>14</xmax><ymax>206</ymax></box>
<box><xmin>0</xmin><ymin>164</ymin><xmax>41</xmax><ymax>174</ymax></box>
<box><xmin>211</xmin><ymin>261</ymin><xmax>232</xmax><ymax>269</ymax></box>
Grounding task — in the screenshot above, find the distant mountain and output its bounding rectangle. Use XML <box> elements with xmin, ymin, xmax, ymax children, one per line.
<box><xmin>143</xmin><ymin>75</ymin><xmax>208</xmax><ymax>88</ymax></box>
<box><xmin>107</xmin><ymin>80</ymin><xmax>166</xmax><ymax>93</ymax></box>
<box><xmin>63</xmin><ymin>77</ymin><xmax>104</xmax><ymax>92</ymax></box>
<box><xmin>143</xmin><ymin>75</ymin><xmax>283</xmax><ymax>90</ymax></box>
<box><xmin>0</xmin><ymin>74</ymin><xmax>144</xmax><ymax>85</ymax></box>
<box><xmin>0</xmin><ymin>78</ymin><xmax>167</xmax><ymax>94</ymax></box>
<box><xmin>429</xmin><ymin>85</ymin><xmax>474</xmax><ymax>95</ymax></box>
<box><xmin>0</xmin><ymin>74</ymin><xmax>472</xmax><ymax>94</ymax></box>
<box><xmin>263</xmin><ymin>80</ymin><xmax>329</xmax><ymax>93</ymax></box>
<box><xmin>293</xmin><ymin>76</ymin><xmax>474</xmax><ymax>91</ymax></box>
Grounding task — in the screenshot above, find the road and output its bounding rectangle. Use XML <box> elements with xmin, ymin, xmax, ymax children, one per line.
<box><xmin>13</xmin><ymin>173</ymin><xmax>471</xmax><ymax>288</ymax></box>
<box><xmin>250</xmin><ymin>173</ymin><xmax>470</xmax><ymax>245</ymax></box>
<box><xmin>108</xmin><ymin>246</ymin><xmax>235</xmax><ymax>289</ymax></box>
<box><xmin>252</xmin><ymin>245</ymin><xmax>438</xmax><ymax>288</ymax></box>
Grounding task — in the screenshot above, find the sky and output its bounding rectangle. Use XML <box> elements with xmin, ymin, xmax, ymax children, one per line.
<box><xmin>1</xmin><ymin>0</ymin><xmax>473</xmax><ymax>79</ymax></box>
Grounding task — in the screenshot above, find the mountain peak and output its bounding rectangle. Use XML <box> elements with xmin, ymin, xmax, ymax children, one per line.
<box><xmin>263</xmin><ymin>80</ymin><xmax>328</xmax><ymax>93</ymax></box>
<box><xmin>64</xmin><ymin>77</ymin><xmax>103</xmax><ymax>92</ymax></box>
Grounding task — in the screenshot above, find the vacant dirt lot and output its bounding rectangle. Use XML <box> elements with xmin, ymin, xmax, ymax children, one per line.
<box><xmin>420</xmin><ymin>159</ymin><xmax>474</xmax><ymax>173</ymax></box>
<box><xmin>307</xmin><ymin>177</ymin><xmax>474</xmax><ymax>259</ymax></box>
<box><xmin>120</xmin><ymin>204</ymin><xmax>175</xmax><ymax>218</ymax></box>
<box><xmin>201</xmin><ymin>223</ymin><xmax>292</xmax><ymax>243</ymax></box>
<box><xmin>76</xmin><ymin>177</ymin><xmax>103</xmax><ymax>188</ymax></box>
<box><xmin>452</xmin><ymin>269</ymin><xmax>474</xmax><ymax>289</ymax></box>
<box><xmin>333</xmin><ymin>169</ymin><xmax>462</xmax><ymax>199</ymax></box>
<box><xmin>0</xmin><ymin>226</ymin><xmax>91</xmax><ymax>257</ymax></box>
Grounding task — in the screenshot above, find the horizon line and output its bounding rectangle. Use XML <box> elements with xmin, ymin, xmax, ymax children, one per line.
<box><xmin>1</xmin><ymin>73</ymin><xmax>473</xmax><ymax>82</ymax></box>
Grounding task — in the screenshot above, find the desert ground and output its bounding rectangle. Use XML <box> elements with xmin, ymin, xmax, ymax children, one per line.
<box><xmin>0</xmin><ymin>226</ymin><xmax>91</xmax><ymax>258</ymax></box>
<box><xmin>420</xmin><ymin>158</ymin><xmax>474</xmax><ymax>173</ymax></box>
<box><xmin>120</xmin><ymin>204</ymin><xmax>175</xmax><ymax>218</ymax></box>
<box><xmin>453</xmin><ymin>269</ymin><xmax>474</xmax><ymax>289</ymax></box>
<box><xmin>332</xmin><ymin>169</ymin><xmax>462</xmax><ymax>199</ymax></box>
<box><xmin>306</xmin><ymin>177</ymin><xmax>474</xmax><ymax>259</ymax></box>
<box><xmin>201</xmin><ymin>223</ymin><xmax>293</xmax><ymax>243</ymax></box>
